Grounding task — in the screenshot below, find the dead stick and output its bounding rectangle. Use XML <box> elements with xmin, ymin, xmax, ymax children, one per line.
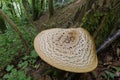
<box><xmin>97</xmin><ymin>29</ymin><xmax>120</xmax><ymax>54</ymax></box>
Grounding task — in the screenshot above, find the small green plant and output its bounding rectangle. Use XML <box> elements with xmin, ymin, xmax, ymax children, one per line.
<box><xmin>99</xmin><ymin>66</ymin><xmax>120</xmax><ymax>80</ymax></box>
<box><xmin>2</xmin><ymin>49</ymin><xmax>39</xmax><ymax>80</ymax></box>
<box><xmin>3</xmin><ymin>67</ymin><xmax>31</xmax><ymax>80</ymax></box>
<box><xmin>112</xmin><ymin>66</ymin><xmax>120</xmax><ymax>72</ymax></box>
<box><xmin>104</xmin><ymin>70</ymin><xmax>115</xmax><ymax>80</ymax></box>
<box><xmin>0</xmin><ymin>29</ymin><xmax>23</xmax><ymax>70</ymax></box>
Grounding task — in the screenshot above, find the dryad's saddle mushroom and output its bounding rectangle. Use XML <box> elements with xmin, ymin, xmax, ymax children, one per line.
<box><xmin>34</xmin><ymin>28</ymin><xmax>98</xmax><ymax>73</ymax></box>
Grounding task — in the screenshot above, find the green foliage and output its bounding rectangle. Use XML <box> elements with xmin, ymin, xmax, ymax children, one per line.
<box><xmin>99</xmin><ymin>70</ymin><xmax>116</xmax><ymax>80</ymax></box>
<box><xmin>104</xmin><ymin>71</ymin><xmax>115</xmax><ymax>80</ymax></box>
<box><xmin>2</xmin><ymin>49</ymin><xmax>38</xmax><ymax>79</ymax></box>
<box><xmin>30</xmin><ymin>50</ymin><xmax>38</xmax><ymax>59</ymax></box>
<box><xmin>18</xmin><ymin>61</ymin><xmax>28</xmax><ymax>69</ymax></box>
<box><xmin>82</xmin><ymin>11</ymin><xmax>106</xmax><ymax>34</ymax></box>
<box><xmin>6</xmin><ymin>65</ymin><xmax>14</xmax><ymax>72</ymax></box>
<box><xmin>1</xmin><ymin>0</ymin><xmax>119</xmax><ymax>80</ymax></box>
<box><xmin>3</xmin><ymin>68</ymin><xmax>31</xmax><ymax>80</ymax></box>
<box><xmin>0</xmin><ymin>22</ymin><xmax>37</xmax><ymax>69</ymax></box>
<box><xmin>18</xmin><ymin>50</ymin><xmax>38</xmax><ymax>69</ymax></box>
<box><xmin>0</xmin><ymin>29</ymin><xmax>23</xmax><ymax>70</ymax></box>
<box><xmin>98</xmin><ymin>66</ymin><xmax>120</xmax><ymax>80</ymax></box>
<box><xmin>82</xmin><ymin>10</ymin><xmax>119</xmax><ymax>47</ymax></box>
<box><xmin>0</xmin><ymin>13</ymin><xmax>37</xmax><ymax>78</ymax></box>
<box><xmin>112</xmin><ymin>66</ymin><xmax>120</xmax><ymax>72</ymax></box>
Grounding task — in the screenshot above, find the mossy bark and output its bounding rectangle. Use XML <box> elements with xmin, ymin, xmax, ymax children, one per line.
<box><xmin>74</xmin><ymin>0</ymin><xmax>120</xmax><ymax>47</ymax></box>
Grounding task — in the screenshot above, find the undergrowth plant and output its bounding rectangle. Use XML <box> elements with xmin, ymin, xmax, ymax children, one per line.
<box><xmin>0</xmin><ymin>18</ymin><xmax>38</xmax><ymax>79</ymax></box>
<box><xmin>0</xmin><ymin>29</ymin><xmax>22</xmax><ymax>70</ymax></box>
<box><xmin>2</xmin><ymin>49</ymin><xmax>38</xmax><ymax>80</ymax></box>
<box><xmin>82</xmin><ymin>10</ymin><xmax>119</xmax><ymax>47</ymax></box>
<box><xmin>99</xmin><ymin>66</ymin><xmax>120</xmax><ymax>80</ymax></box>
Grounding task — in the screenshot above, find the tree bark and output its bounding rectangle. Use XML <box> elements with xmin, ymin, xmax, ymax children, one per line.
<box><xmin>73</xmin><ymin>0</ymin><xmax>94</xmax><ymax>24</ymax></box>
<box><xmin>0</xmin><ymin>9</ymin><xmax>29</xmax><ymax>51</ymax></box>
<box><xmin>48</xmin><ymin>0</ymin><xmax>54</xmax><ymax>17</ymax></box>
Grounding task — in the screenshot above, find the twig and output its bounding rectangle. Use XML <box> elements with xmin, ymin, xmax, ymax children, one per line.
<box><xmin>97</xmin><ymin>29</ymin><xmax>120</xmax><ymax>54</ymax></box>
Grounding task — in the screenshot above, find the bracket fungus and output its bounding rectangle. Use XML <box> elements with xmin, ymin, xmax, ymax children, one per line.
<box><xmin>34</xmin><ymin>28</ymin><xmax>98</xmax><ymax>73</ymax></box>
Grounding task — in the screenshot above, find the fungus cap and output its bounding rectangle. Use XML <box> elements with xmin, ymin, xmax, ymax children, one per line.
<box><xmin>34</xmin><ymin>28</ymin><xmax>98</xmax><ymax>73</ymax></box>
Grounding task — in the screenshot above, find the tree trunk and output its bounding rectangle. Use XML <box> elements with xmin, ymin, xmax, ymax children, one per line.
<box><xmin>73</xmin><ymin>0</ymin><xmax>94</xmax><ymax>24</ymax></box>
<box><xmin>48</xmin><ymin>0</ymin><xmax>54</xmax><ymax>17</ymax></box>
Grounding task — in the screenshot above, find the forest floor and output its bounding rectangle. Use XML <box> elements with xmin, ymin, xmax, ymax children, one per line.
<box><xmin>0</xmin><ymin>0</ymin><xmax>120</xmax><ymax>80</ymax></box>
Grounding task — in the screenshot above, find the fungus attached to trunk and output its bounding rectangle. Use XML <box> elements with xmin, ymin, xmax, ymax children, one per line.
<box><xmin>34</xmin><ymin>28</ymin><xmax>98</xmax><ymax>73</ymax></box>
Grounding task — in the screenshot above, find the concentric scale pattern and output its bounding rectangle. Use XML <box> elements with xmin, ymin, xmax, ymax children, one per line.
<box><xmin>34</xmin><ymin>28</ymin><xmax>98</xmax><ymax>73</ymax></box>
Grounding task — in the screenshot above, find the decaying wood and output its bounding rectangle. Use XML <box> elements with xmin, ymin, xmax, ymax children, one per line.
<box><xmin>0</xmin><ymin>9</ymin><xmax>29</xmax><ymax>51</ymax></box>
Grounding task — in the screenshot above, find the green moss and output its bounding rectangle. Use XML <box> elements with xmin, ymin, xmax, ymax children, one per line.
<box><xmin>81</xmin><ymin>10</ymin><xmax>119</xmax><ymax>47</ymax></box>
<box><xmin>82</xmin><ymin>11</ymin><xmax>106</xmax><ymax>35</ymax></box>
